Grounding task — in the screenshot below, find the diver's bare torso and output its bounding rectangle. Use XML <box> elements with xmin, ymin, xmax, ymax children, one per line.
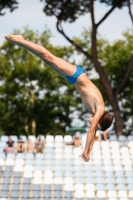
<box><xmin>75</xmin><ymin>73</ymin><xmax>105</xmax><ymax>114</ymax></box>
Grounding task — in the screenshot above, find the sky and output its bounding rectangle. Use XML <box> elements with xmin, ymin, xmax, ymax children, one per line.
<box><xmin>0</xmin><ymin>0</ymin><xmax>133</xmax><ymax>127</ymax></box>
<box><xmin>0</xmin><ymin>0</ymin><xmax>133</xmax><ymax>46</ymax></box>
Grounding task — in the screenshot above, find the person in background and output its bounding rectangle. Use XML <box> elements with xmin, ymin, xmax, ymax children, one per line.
<box><xmin>35</xmin><ymin>134</ymin><xmax>45</xmax><ymax>153</ymax></box>
<box><xmin>17</xmin><ymin>137</ymin><xmax>25</xmax><ymax>153</ymax></box>
<box><xmin>73</xmin><ymin>132</ymin><xmax>81</xmax><ymax>147</ymax></box>
<box><xmin>5</xmin><ymin>135</ymin><xmax>16</xmax><ymax>153</ymax></box>
<box><xmin>26</xmin><ymin>138</ymin><xmax>34</xmax><ymax>153</ymax></box>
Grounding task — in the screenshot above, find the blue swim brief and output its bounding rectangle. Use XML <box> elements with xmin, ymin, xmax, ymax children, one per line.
<box><xmin>66</xmin><ymin>66</ymin><xmax>85</xmax><ymax>84</ymax></box>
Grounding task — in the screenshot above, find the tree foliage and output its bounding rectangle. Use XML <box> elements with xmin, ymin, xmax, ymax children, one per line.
<box><xmin>40</xmin><ymin>0</ymin><xmax>126</xmax><ymax>23</ymax></box>
<box><xmin>0</xmin><ymin>27</ymin><xmax>82</xmax><ymax>136</ymax></box>
<box><xmin>0</xmin><ymin>0</ymin><xmax>18</xmax><ymax>15</ymax></box>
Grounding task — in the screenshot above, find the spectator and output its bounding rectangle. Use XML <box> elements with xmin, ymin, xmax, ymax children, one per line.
<box><xmin>73</xmin><ymin>132</ymin><xmax>81</xmax><ymax>147</ymax></box>
<box><xmin>35</xmin><ymin>134</ymin><xmax>45</xmax><ymax>153</ymax></box>
<box><xmin>73</xmin><ymin>136</ymin><xmax>81</xmax><ymax>147</ymax></box>
<box><xmin>17</xmin><ymin>137</ymin><xmax>25</xmax><ymax>153</ymax></box>
<box><xmin>4</xmin><ymin>135</ymin><xmax>16</xmax><ymax>153</ymax></box>
<box><xmin>26</xmin><ymin>138</ymin><xmax>34</xmax><ymax>153</ymax></box>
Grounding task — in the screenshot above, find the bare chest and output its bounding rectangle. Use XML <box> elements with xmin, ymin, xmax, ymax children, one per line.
<box><xmin>75</xmin><ymin>81</ymin><xmax>103</xmax><ymax>113</ymax></box>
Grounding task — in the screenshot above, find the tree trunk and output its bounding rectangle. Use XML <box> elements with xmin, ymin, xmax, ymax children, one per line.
<box><xmin>111</xmin><ymin>94</ymin><xmax>124</xmax><ymax>136</ymax></box>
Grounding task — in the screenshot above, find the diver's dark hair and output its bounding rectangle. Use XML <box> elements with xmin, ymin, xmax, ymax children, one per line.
<box><xmin>99</xmin><ymin>111</ymin><xmax>114</xmax><ymax>131</ymax></box>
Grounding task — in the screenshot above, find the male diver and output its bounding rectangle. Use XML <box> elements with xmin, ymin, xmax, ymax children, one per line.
<box><xmin>5</xmin><ymin>35</ymin><xmax>114</xmax><ymax>162</ymax></box>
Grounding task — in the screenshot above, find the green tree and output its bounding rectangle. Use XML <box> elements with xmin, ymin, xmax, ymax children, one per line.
<box><xmin>40</xmin><ymin>0</ymin><xmax>133</xmax><ymax>136</ymax></box>
<box><xmin>0</xmin><ymin>0</ymin><xmax>18</xmax><ymax>15</ymax></box>
<box><xmin>0</xmin><ymin>27</ymin><xmax>81</xmax><ymax>136</ymax></box>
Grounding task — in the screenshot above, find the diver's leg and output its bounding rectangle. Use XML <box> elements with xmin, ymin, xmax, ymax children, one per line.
<box><xmin>5</xmin><ymin>35</ymin><xmax>76</xmax><ymax>79</ymax></box>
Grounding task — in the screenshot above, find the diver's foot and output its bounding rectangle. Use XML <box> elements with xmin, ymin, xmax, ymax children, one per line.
<box><xmin>79</xmin><ymin>152</ymin><xmax>90</xmax><ymax>162</ymax></box>
<box><xmin>4</xmin><ymin>35</ymin><xmax>24</xmax><ymax>44</ymax></box>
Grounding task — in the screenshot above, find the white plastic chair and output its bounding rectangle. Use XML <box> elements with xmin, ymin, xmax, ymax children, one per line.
<box><xmin>125</xmin><ymin>171</ymin><xmax>133</xmax><ymax>177</ymax></box>
<box><xmin>54</xmin><ymin>147</ymin><xmax>63</xmax><ymax>153</ymax></box>
<box><xmin>101</xmin><ymin>141</ymin><xmax>110</xmax><ymax>147</ymax></box>
<box><xmin>0</xmin><ymin>153</ymin><xmax>6</xmax><ymax>159</ymax></box>
<box><xmin>55</xmin><ymin>135</ymin><xmax>63</xmax><ymax>142</ymax></box>
<box><xmin>14</xmin><ymin>165</ymin><xmax>24</xmax><ymax>172</ymax></box>
<box><xmin>104</xmin><ymin>171</ymin><xmax>114</xmax><ymax>178</ymax></box>
<box><xmin>124</xmin><ymin>165</ymin><xmax>132</xmax><ymax>171</ymax></box>
<box><xmin>34</xmin><ymin>159</ymin><xmax>43</xmax><ymax>166</ymax></box>
<box><xmin>96</xmin><ymin>190</ymin><xmax>106</xmax><ymax>198</ymax></box>
<box><xmin>122</xmin><ymin>159</ymin><xmax>132</xmax><ymax>165</ymax></box>
<box><xmin>114</xmin><ymin>165</ymin><xmax>123</xmax><ymax>171</ymax></box>
<box><xmin>34</xmin><ymin>170</ymin><xmax>43</xmax><ymax>178</ymax></box>
<box><xmin>43</xmin><ymin>177</ymin><xmax>53</xmax><ymax>184</ymax></box>
<box><xmin>15</xmin><ymin>159</ymin><xmax>25</xmax><ymax>166</ymax></box>
<box><xmin>44</xmin><ymin>170</ymin><xmax>53</xmax><ymax>178</ymax></box>
<box><xmin>85</xmin><ymin>184</ymin><xmax>95</xmax><ymax>191</ymax></box>
<box><xmin>64</xmin><ymin>177</ymin><xmax>74</xmax><ymax>184</ymax></box>
<box><xmin>33</xmin><ymin>177</ymin><xmax>42</xmax><ymax>184</ymax></box>
<box><xmin>7</xmin><ymin>153</ymin><xmax>15</xmax><ymax>159</ymax></box>
<box><xmin>0</xmin><ymin>136</ymin><xmax>8</xmax><ymax>142</ymax></box>
<box><xmin>92</xmin><ymin>153</ymin><xmax>102</xmax><ymax>159</ymax></box>
<box><xmin>0</xmin><ymin>159</ymin><xmax>5</xmax><ymax>166</ymax></box>
<box><xmin>111</xmin><ymin>153</ymin><xmax>121</xmax><ymax>159</ymax></box>
<box><xmin>118</xmin><ymin>135</ymin><xmax>127</xmax><ymax>142</ymax></box>
<box><xmin>119</xmin><ymin>198</ymin><xmax>128</xmax><ymax>200</ymax></box>
<box><xmin>105</xmin><ymin>177</ymin><xmax>115</xmax><ymax>184</ymax></box>
<box><xmin>126</xmin><ymin>177</ymin><xmax>133</xmax><ymax>184</ymax></box>
<box><xmin>74</xmin><ymin>191</ymin><xmax>85</xmax><ymax>198</ymax></box>
<box><xmin>45</xmin><ymin>135</ymin><xmax>54</xmax><ymax>142</ymax></box>
<box><xmin>64</xmin><ymin>135</ymin><xmax>73</xmax><ymax>143</ymax></box>
<box><xmin>102</xmin><ymin>153</ymin><xmax>111</xmax><ymax>159</ymax></box>
<box><xmin>35</xmin><ymin>153</ymin><xmax>44</xmax><ymax>159</ymax></box>
<box><xmin>113</xmin><ymin>159</ymin><xmax>122</xmax><ymax>165</ymax></box>
<box><xmin>23</xmin><ymin>171</ymin><xmax>33</xmax><ymax>178</ymax></box>
<box><xmin>5</xmin><ymin>159</ymin><xmax>14</xmax><ymax>166</ymax></box>
<box><xmin>107</xmin><ymin>190</ymin><xmax>117</xmax><ymax>198</ymax></box>
<box><xmin>54</xmin><ymin>153</ymin><xmax>63</xmax><ymax>159</ymax></box>
<box><xmin>86</xmin><ymin>191</ymin><xmax>95</xmax><ymax>198</ymax></box>
<box><xmin>25</xmin><ymin>159</ymin><xmax>34</xmax><ymax>165</ymax></box>
<box><xmin>108</xmin><ymin>198</ymin><xmax>117</xmax><ymax>200</ymax></box>
<box><xmin>11</xmin><ymin>135</ymin><xmax>18</xmax><ymax>142</ymax></box>
<box><xmin>64</xmin><ymin>154</ymin><xmax>73</xmax><ymax>159</ymax></box>
<box><xmin>24</xmin><ymin>164</ymin><xmax>34</xmax><ymax>172</ymax></box>
<box><xmin>16</xmin><ymin>153</ymin><xmax>25</xmax><ymax>159</ymax></box>
<box><xmin>54</xmin><ymin>177</ymin><xmax>63</xmax><ymax>184</ymax></box>
<box><xmin>128</xmin><ymin>190</ymin><xmax>133</xmax><ymax>198</ymax></box>
<box><xmin>64</xmin><ymin>147</ymin><xmax>73</xmax><ymax>153</ymax></box>
<box><xmin>103</xmin><ymin>165</ymin><xmax>113</xmax><ymax>171</ymax></box>
<box><xmin>0</xmin><ymin>142</ymin><xmax>6</xmax><ymax>148</ymax></box>
<box><xmin>25</xmin><ymin>153</ymin><xmax>34</xmax><ymax>159</ymax></box>
<box><xmin>118</xmin><ymin>190</ymin><xmax>128</xmax><ymax>198</ymax></box>
<box><xmin>117</xmin><ymin>184</ymin><xmax>126</xmax><ymax>190</ymax></box>
<box><xmin>20</xmin><ymin>135</ymin><xmax>27</xmax><ymax>142</ymax></box>
<box><xmin>64</xmin><ymin>183</ymin><xmax>74</xmax><ymax>191</ymax></box>
<box><xmin>54</xmin><ymin>142</ymin><xmax>63</xmax><ymax>147</ymax></box>
<box><xmin>110</xmin><ymin>141</ymin><xmax>119</xmax><ymax>148</ymax></box>
<box><xmin>74</xmin><ymin>183</ymin><xmax>84</xmax><ymax>191</ymax></box>
<box><xmin>34</xmin><ymin>165</ymin><xmax>43</xmax><ymax>171</ymax></box>
<box><xmin>116</xmin><ymin>177</ymin><xmax>125</xmax><ymax>184</ymax></box>
<box><xmin>103</xmin><ymin>159</ymin><xmax>112</xmax><ymax>165</ymax></box>
<box><xmin>28</xmin><ymin>135</ymin><xmax>36</xmax><ymax>142</ymax></box>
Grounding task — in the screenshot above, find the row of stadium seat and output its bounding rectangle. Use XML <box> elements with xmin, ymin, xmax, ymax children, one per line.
<box><xmin>0</xmin><ymin>134</ymin><xmax>133</xmax><ymax>142</ymax></box>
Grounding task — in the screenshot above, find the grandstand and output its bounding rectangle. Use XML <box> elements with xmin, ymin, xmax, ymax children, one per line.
<box><xmin>0</xmin><ymin>134</ymin><xmax>133</xmax><ymax>200</ymax></box>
